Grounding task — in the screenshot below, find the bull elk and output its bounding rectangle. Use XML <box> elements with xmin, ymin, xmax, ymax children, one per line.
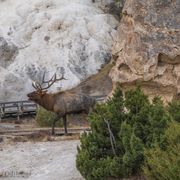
<box><xmin>27</xmin><ymin>71</ymin><xmax>96</xmax><ymax>135</ymax></box>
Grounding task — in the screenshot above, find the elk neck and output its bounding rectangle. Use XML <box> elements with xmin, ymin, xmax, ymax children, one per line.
<box><xmin>38</xmin><ymin>93</ymin><xmax>55</xmax><ymax>112</ymax></box>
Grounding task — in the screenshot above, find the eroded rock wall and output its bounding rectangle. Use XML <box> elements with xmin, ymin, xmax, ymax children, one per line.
<box><xmin>110</xmin><ymin>0</ymin><xmax>180</xmax><ymax>102</ymax></box>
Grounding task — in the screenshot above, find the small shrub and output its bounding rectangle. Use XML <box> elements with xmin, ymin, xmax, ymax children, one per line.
<box><xmin>36</xmin><ymin>107</ymin><xmax>62</xmax><ymax>127</ymax></box>
<box><xmin>143</xmin><ymin>121</ymin><xmax>180</xmax><ymax>180</ymax></box>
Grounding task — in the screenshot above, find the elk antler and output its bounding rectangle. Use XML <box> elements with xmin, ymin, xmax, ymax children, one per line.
<box><xmin>32</xmin><ymin>71</ymin><xmax>66</xmax><ymax>91</ymax></box>
<box><xmin>32</xmin><ymin>81</ymin><xmax>42</xmax><ymax>91</ymax></box>
<box><xmin>41</xmin><ymin>72</ymin><xmax>66</xmax><ymax>90</ymax></box>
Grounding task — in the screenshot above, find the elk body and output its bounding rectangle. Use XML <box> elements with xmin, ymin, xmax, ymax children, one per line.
<box><xmin>27</xmin><ymin>72</ymin><xmax>95</xmax><ymax>135</ymax></box>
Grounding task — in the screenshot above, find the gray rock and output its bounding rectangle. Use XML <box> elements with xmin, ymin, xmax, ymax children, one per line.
<box><xmin>0</xmin><ymin>37</ymin><xmax>18</xmax><ymax>68</ymax></box>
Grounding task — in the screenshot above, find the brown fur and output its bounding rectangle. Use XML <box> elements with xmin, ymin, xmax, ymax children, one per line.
<box><xmin>27</xmin><ymin>90</ymin><xmax>95</xmax><ymax>135</ymax></box>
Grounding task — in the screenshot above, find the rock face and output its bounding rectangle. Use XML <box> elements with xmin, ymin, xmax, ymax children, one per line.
<box><xmin>110</xmin><ymin>0</ymin><xmax>180</xmax><ymax>102</ymax></box>
<box><xmin>0</xmin><ymin>37</ymin><xmax>18</xmax><ymax>68</ymax></box>
<box><xmin>0</xmin><ymin>0</ymin><xmax>118</xmax><ymax>101</ymax></box>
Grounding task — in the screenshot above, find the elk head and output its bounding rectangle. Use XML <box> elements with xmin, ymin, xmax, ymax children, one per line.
<box><xmin>27</xmin><ymin>71</ymin><xmax>66</xmax><ymax>102</ymax></box>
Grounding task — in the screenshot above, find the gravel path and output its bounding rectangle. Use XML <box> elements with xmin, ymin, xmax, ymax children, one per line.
<box><xmin>0</xmin><ymin>140</ymin><xmax>84</xmax><ymax>180</ymax></box>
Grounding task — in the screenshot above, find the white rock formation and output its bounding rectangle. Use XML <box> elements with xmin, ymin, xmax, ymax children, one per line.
<box><xmin>0</xmin><ymin>0</ymin><xmax>118</xmax><ymax>101</ymax></box>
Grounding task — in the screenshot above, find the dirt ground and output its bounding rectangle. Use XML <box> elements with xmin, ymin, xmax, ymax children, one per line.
<box><xmin>0</xmin><ymin>140</ymin><xmax>83</xmax><ymax>180</ymax></box>
<box><xmin>0</xmin><ymin>106</ymin><xmax>90</xmax><ymax>180</ymax></box>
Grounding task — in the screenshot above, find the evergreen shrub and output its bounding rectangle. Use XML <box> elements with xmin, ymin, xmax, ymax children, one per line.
<box><xmin>143</xmin><ymin>121</ymin><xmax>180</xmax><ymax>180</ymax></box>
<box><xmin>76</xmin><ymin>86</ymin><xmax>171</xmax><ymax>180</ymax></box>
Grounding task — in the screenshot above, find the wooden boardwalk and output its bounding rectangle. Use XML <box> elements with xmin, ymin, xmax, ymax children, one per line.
<box><xmin>0</xmin><ymin>100</ymin><xmax>37</xmax><ymax>120</ymax></box>
<box><xmin>0</xmin><ymin>96</ymin><xmax>105</xmax><ymax>120</ymax></box>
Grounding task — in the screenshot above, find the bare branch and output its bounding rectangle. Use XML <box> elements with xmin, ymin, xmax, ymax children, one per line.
<box><xmin>104</xmin><ymin>118</ymin><xmax>117</xmax><ymax>156</ymax></box>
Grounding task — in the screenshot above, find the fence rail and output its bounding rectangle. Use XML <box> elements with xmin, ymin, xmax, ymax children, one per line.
<box><xmin>0</xmin><ymin>100</ymin><xmax>37</xmax><ymax>120</ymax></box>
<box><xmin>0</xmin><ymin>96</ymin><xmax>106</xmax><ymax>120</ymax></box>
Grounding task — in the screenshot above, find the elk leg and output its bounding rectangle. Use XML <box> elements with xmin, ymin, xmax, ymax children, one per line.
<box><xmin>63</xmin><ymin>115</ymin><xmax>68</xmax><ymax>134</ymax></box>
<box><xmin>52</xmin><ymin>119</ymin><xmax>56</xmax><ymax>135</ymax></box>
<box><xmin>52</xmin><ymin>116</ymin><xmax>60</xmax><ymax>135</ymax></box>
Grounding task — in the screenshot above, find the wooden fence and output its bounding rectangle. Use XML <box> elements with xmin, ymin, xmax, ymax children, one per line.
<box><xmin>0</xmin><ymin>101</ymin><xmax>37</xmax><ymax>120</ymax></box>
